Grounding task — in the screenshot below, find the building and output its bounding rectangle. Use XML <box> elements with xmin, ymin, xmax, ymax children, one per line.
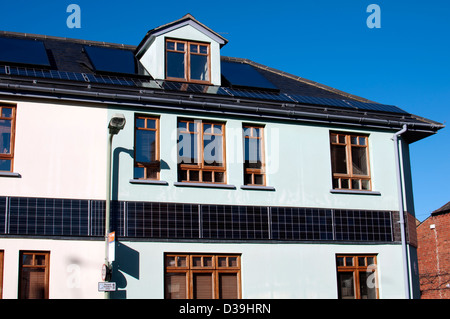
<box><xmin>417</xmin><ymin>202</ymin><xmax>450</xmax><ymax>299</ymax></box>
<box><xmin>0</xmin><ymin>14</ymin><xmax>444</xmax><ymax>299</ymax></box>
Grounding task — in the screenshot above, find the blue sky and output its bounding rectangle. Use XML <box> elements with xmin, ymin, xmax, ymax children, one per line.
<box><xmin>0</xmin><ymin>0</ymin><xmax>448</xmax><ymax>221</ymax></box>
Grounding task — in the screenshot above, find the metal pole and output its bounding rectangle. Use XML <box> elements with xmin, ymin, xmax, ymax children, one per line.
<box><xmin>104</xmin><ymin>133</ymin><xmax>114</xmax><ymax>299</ymax></box>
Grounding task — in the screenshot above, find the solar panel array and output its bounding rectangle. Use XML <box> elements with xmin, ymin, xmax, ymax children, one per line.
<box><xmin>0</xmin><ymin>196</ymin><xmax>395</xmax><ymax>243</ymax></box>
<box><xmin>0</xmin><ymin>36</ymin><xmax>409</xmax><ymax>115</ymax></box>
<box><xmin>83</xmin><ymin>45</ymin><xmax>137</xmax><ymax>75</ymax></box>
<box><xmin>0</xmin><ymin>36</ymin><xmax>50</xmax><ymax>67</ymax></box>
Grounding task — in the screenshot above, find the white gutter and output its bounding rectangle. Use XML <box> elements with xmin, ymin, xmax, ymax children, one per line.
<box><xmin>393</xmin><ymin>124</ymin><xmax>411</xmax><ymax>299</ymax></box>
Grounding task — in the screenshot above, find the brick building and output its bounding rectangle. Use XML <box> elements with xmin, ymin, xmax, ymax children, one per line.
<box><xmin>417</xmin><ymin>202</ymin><xmax>450</xmax><ymax>298</ymax></box>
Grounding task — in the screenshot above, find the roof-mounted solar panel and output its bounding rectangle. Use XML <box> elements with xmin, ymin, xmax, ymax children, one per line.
<box><xmin>221</xmin><ymin>61</ymin><xmax>278</xmax><ymax>91</ymax></box>
<box><xmin>84</xmin><ymin>45</ymin><xmax>137</xmax><ymax>75</ymax></box>
<box><xmin>0</xmin><ymin>37</ymin><xmax>50</xmax><ymax>67</ymax></box>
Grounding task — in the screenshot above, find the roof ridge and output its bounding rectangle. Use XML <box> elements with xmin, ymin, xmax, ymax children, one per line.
<box><xmin>221</xmin><ymin>56</ymin><xmax>376</xmax><ymax>103</ymax></box>
<box><xmin>0</xmin><ymin>30</ymin><xmax>136</xmax><ymax>50</ymax></box>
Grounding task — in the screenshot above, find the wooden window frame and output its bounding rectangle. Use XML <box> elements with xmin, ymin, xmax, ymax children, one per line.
<box><xmin>330</xmin><ymin>132</ymin><xmax>371</xmax><ymax>191</ymax></box>
<box><xmin>134</xmin><ymin>115</ymin><xmax>160</xmax><ymax>180</ymax></box>
<box><xmin>165</xmin><ymin>39</ymin><xmax>211</xmax><ymax>84</ymax></box>
<box><xmin>243</xmin><ymin>125</ymin><xmax>266</xmax><ymax>186</ymax></box>
<box><xmin>336</xmin><ymin>254</ymin><xmax>379</xmax><ymax>299</ymax></box>
<box><xmin>177</xmin><ymin>119</ymin><xmax>226</xmax><ymax>184</ymax></box>
<box><xmin>0</xmin><ymin>104</ymin><xmax>16</xmax><ymax>172</ymax></box>
<box><xmin>164</xmin><ymin>253</ymin><xmax>241</xmax><ymax>299</ymax></box>
<box><xmin>18</xmin><ymin>251</ymin><xmax>50</xmax><ymax>299</ymax></box>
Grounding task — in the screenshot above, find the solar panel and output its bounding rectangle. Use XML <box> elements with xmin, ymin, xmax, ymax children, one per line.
<box><xmin>84</xmin><ymin>45</ymin><xmax>137</xmax><ymax>75</ymax></box>
<box><xmin>0</xmin><ymin>36</ymin><xmax>50</xmax><ymax>67</ymax></box>
<box><xmin>221</xmin><ymin>87</ymin><xmax>293</xmax><ymax>102</ymax></box>
<box><xmin>221</xmin><ymin>61</ymin><xmax>278</xmax><ymax>90</ymax></box>
<box><xmin>289</xmin><ymin>94</ymin><xmax>408</xmax><ymax>114</ymax></box>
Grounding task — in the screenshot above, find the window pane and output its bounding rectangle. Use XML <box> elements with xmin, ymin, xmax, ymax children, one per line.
<box><xmin>341</xmin><ymin>179</ymin><xmax>349</xmax><ymax>189</ymax></box>
<box><xmin>193</xmin><ymin>273</ymin><xmax>213</xmax><ymax>299</ymax></box>
<box><xmin>192</xmin><ymin>257</ymin><xmax>202</xmax><ymax>267</ymax></box>
<box><xmin>219</xmin><ymin>273</ymin><xmax>238</xmax><ymax>299</ymax></box>
<box><xmin>351</xmin><ymin>147</ymin><xmax>368</xmax><ymax>175</ymax></box>
<box><xmin>228</xmin><ymin>257</ymin><xmax>238</xmax><ymax>267</ymax></box>
<box><xmin>178</xmin><ymin>132</ymin><xmax>198</xmax><ymax>164</ymax></box>
<box><xmin>352</xmin><ymin>179</ymin><xmax>360</xmax><ymax>190</ymax></box>
<box><xmin>35</xmin><ymin>255</ymin><xmax>46</xmax><ymax>266</ymax></box>
<box><xmin>359</xmin><ymin>137</ymin><xmax>366</xmax><ymax>146</ymax></box>
<box><xmin>0</xmin><ymin>159</ymin><xmax>11</xmax><ymax>172</ymax></box>
<box><xmin>0</xmin><ymin>119</ymin><xmax>12</xmax><ymax>154</ymax></box>
<box><xmin>135</xmin><ymin>130</ymin><xmax>156</xmax><ymax>163</ymax></box>
<box><xmin>190</xmin><ymin>54</ymin><xmax>208</xmax><ymax>81</ymax></box>
<box><xmin>345</xmin><ymin>257</ymin><xmax>353</xmax><ymax>266</ymax></box>
<box><xmin>361</xmin><ymin>179</ymin><xmax>370</xmax><ymax>190</ymax></box>
<box><xmin>336</xmin><ymin>257</ymin><xmax>344</xmax><ymax>267</ymax></box>
<box><xmin>190</xmin><ymin>170</ymin><xmax>199</xmax><ymax>182</ymax></box>
<box><xmin>166</xmin><ymin>256</ymin><xmax>176</xmax><ymax>267</ymax></box>
<box><xmin>359</xmin><ymin>272</ymin><xmax>377</xmax><ymax>299</ymax></box>
<box><xmin>204</xmin><ymin>257</ymin><xmax>213</xmax><ymax>267</ymax></box>
<box><xmin>176</xmin><ymin>42</ymin><xmax>185</xmax><ymax>51</ymax></box>
<box><xmin>177</xmin><ymin>256</ymin><xmax>187</xmax><ymax>267</ymax></box>
<box><xmin>218</xmin><ymin>257</ymin><xmax>227</xmax><ymax>267</ymax></box>
<box><xmin>167</xmin><ymin>51</ymin><xmax>185</xmax><ymax>79</ymax></box>
<box><xmin>202</xmin><ymin>170</ymin><xmax>213</xmax><ymax>182</ymax></box>
<box><xmin>331</xmin><ymin>145</ymin><xmax>347</xmax><ymax>174</ymax></box>
<box><xmin>22</xmin><ymin>254</ymin><xmax>33</xmax><ymax>266</ymax></box>
<box><xmin>20</xmin><ymin>268</ymin><xmax>46</xmax><ymax>299</ymax></box>
<box><xmin>204</xmin><ymin>135</ymin><xmax>223</xmax><ymax>166</ymax></box>
<box><xmin>214</xmin><ymin>172</ymin><xmax>225</xmax><ymax>183</ymax></box>
<box><xmin>1</xmin><ymin>107</ymin><xmax>12</xmax><ymax>118</ymax></box>
<box><xmin>244</xmin><ymin>138</ymin><xmax>262</xmax><ymax>169</ymax></box>
<box><xmin>254</xmin><ymin>174</ymin><xmax>264</xmax><ymax>185</ymax></box>
<box><xmin>190</xmin><ymin>44</ymin><xmax>198</xmax><ymax>53</ymax></box>
<box><xmin>199</xmin><ymin>45</ymin><xmax>208</xmax><ymax>54</ymax></box>
<box><xmin>147</xmin><ymin>119</ymin><xmax>156</xmax><ymax>129</ymax></box>
<box><xmin>358</xmin><ymin>257</ymin><xmax>366</xmax><ymax>266</ymax></box>
<box><xmin>165</xmin><ymin>273</ymin><xmax>187</xmax><ymax>299</ymax></box>
<box><xmin>337</xmin><ymin>272</ymin><xmax>355</xmax><ymax>299</ymax></box>
<box><xmin>136</xmin><ymin>118</ymin><xmax>145</xmax><ymax>128</ymax></box>
<box><xmin>166</xmin><ymin>41</ymin><xmax>175</xmax><ymax>50</ymax></box>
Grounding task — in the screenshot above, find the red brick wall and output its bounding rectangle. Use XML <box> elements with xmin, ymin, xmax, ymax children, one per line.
<box><xmin>417</xmin><ymin>212</ymin><xmax>450</xmax><ymax>299</ymax></box>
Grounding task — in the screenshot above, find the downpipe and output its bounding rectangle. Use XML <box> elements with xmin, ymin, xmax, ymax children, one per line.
<box><xmin>392</xmin><ymin>124</ymin><xmax>411</xmax><ymax>299</ymax></box>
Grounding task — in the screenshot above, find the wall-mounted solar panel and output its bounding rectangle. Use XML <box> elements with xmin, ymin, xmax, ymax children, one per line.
<box><xmin>84</xmin><ymin>45</ymin><xmax>137</xmax><ymax>75</ymax></box>
<box><xmin>0</xmin><ymin>37</ymin><xmax>50</xmax><ymax>67</ymax></box>
<box><xmin>221</xmin><ymin>61</ymin><xmax>278</xmax><ymax>91</ymax></box>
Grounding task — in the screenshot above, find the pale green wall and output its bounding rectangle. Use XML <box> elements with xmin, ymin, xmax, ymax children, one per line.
<box><xmin>109</xmin><ymin>107</ymin><xmax>401</xmax><ymax>211</ymax></box>
<box><xmin>112</xmin><ymin>241</ymin><xmax>407</xmax><ymax>299</ymax></box>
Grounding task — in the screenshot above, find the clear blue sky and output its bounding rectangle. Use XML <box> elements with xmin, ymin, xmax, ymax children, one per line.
<box><xmin>0</xmin><ymin>0</ymin><xmax>448</xmax><ymax>221</ymax></box>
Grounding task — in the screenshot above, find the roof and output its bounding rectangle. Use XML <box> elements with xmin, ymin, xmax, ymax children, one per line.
<box><xmin>432</xmin><ymin>201</ymin><xmax>450</xmax><ymax>216</ymax></box>
<box><xmin>0</xmin><ymin>29</ymin><xmax>444</xmax><ymax>143</ymax></box>
<box><xmin>135</xmin><ymin>14</ymin><xmax>228</xmax><ymax>55</ymax></box>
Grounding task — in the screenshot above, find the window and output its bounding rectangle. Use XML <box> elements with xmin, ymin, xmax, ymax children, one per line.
<box><xmin>330</xmin><ymin>132</ymin><xmax>371</xmax><ymax>191</ymax></box>
<box><xmin>18</xmin><ymin>251</ymin><xmax>50</xmax><ymax>299</ymax></box>
<box><xmin>165</xmin><ymin>253</ymin><xmax>241</xmax><ymax>299</ymax></box>
<box><xmin>336</xmin><ymin>254</ymin><xmax>378</xmax><ymax>299</ymax></box>
<box><xmin>134</xmin><ymin>116</ymin><xmax>160</xmax><ymax>180</ymax></box>
<box><xmin>0</xmin><ymin>104</ymin><xmax>16</xmax><ymax>172</ymax></box>
<box><xmin>243</xmin><ymin>125</ymin><xmax>265</xmax><ymax>185</ymax></box>
<box><xmin>166</xmin><ymin>39</ymin><xmax>210</xmax><ymax>83</ymax></box>
<box><xmin>177</xmin><ymin>119</ymin><xmax>226</xmax><ymax>183</ymax></box>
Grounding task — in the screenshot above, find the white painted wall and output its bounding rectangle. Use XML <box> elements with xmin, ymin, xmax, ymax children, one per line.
<box><xmin>0</xmin><ymin>99</ymin><xmax>107</xmax><ymax>200</ymax></box>
<box><xmin>1</xmin><ymin>238</ymin><xmax>104</xmax><ymax>299</ymax></box>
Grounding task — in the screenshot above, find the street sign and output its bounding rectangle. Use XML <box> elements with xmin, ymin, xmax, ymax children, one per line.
<box><xmin>98</xmin><ymin>282</ymin><xmax>116</xmax><ymax>292</ymax></box>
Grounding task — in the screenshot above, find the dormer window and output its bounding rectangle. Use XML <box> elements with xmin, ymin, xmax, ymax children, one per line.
<box><xmin>166</xmin><ymin>39</ymin><xmax>210</xmax><ymax>83</ymax></box>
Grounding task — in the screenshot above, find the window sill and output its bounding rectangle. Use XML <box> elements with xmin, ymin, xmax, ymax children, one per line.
<box><xmin>0</xmin><ymin>172</ymin><xmax>21</xmax><ymax>178</ymax></box>
<box><xmin>240</xmin><ymin>185</ymin><xmax>275</xmax><ymax>191</ymax></box>
<box><xmin>129</xmin><ymin>179</ymin><xmax>168</xmax><ymax>185</ymax></box>
<box><xmin>330</xmin><ymin>189</ymin><xmax>381</xmax><ymax>196</ymax></box>
<box><xmin>174</xmin><ymin>182</ymin><xmax>236</xmax><ymax>189</ymax></box>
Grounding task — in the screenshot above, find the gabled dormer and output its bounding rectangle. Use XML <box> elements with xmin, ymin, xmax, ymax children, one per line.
<box><xmin>135</xmin><ymin>14</ymin><xmax>227</xmax><ymax>86</ymax></box>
